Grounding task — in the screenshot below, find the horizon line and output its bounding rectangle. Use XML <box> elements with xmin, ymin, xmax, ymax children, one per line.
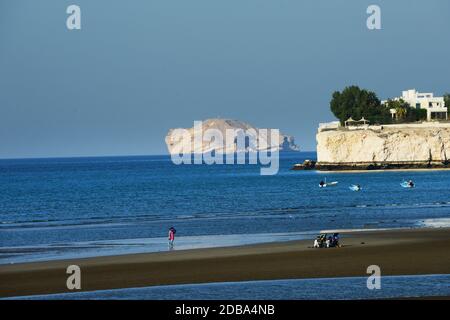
<box><xmin>0</xmin><ymin>150</ymin><xmax>316</xmax><ymax>161</ymax></box>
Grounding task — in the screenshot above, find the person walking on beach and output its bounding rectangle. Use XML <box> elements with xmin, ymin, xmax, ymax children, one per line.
<box><xmin>168</xmin><ymin>226</ymin><xmax>176</xmax><ymax>249</ymax></box>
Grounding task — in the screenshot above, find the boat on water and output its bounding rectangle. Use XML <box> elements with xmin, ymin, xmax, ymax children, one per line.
<box><xmin>401</xmin><ymin>180</ymin><xmax>415</xmax><ymax>188</ymax></box>
<box><xmin>349</xmin><ymin>184</ymin><xmax>361</xmax><ymax>191</ymax></box>
<box><xmin>319</xmin><ymin>179</ymin><xmax>338</xmax><ymax>188</ymax></box>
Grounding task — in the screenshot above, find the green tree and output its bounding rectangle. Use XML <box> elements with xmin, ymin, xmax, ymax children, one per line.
<box><xmin>445</xmin><ymin>93</ymin><xmax>450</xmax><ymax>117</ymax></box>
<box><xmin>385</xmin><ymin>98</ymin><xmax>426</xmax><ymax>123</ymax></box>
<box><xmin>396</xmin><ymin>106</ymin><xmax>407</xmax><ymax>119</ymax></box>
<box><xmin>330</xmin><ymin>86</ymin><xmax>391</xmax><ymax>125</ymax></box>
<box><xmin>411</xmin><ymin>108</ymin><xmax>427</xmax><ymax>122</ymax></box>
<box><xmin>385</xmin><ymin>99</ymin><xmax>407</xmax><ymax>121</ymax></box>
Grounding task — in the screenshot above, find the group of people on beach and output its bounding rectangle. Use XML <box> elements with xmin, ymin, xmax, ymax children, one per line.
<box><xmin>168</xmin><ymin>228</ymin><xmax>342</xmax><ymax>251</ymax></box>
<box><xmin>168</xmin><ymin>228</ymin><xmax>342</xmax><ymax>250</ymax></box>
<box><xmin>313</xmin><ymin>233</ymin><xmax>340</xmax><ymax>248</ymax></box>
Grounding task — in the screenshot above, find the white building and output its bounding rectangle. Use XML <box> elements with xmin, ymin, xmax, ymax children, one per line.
<box><xmin>383</xmin><ymin>89</ymin><xmax>447</xmax><ymax>121</ymax></box>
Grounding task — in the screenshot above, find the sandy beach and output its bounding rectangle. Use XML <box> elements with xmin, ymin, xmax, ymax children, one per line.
<box><xmin>1</xmin><ymin>228</ymin><xmax>449</xmax><ymax>298</ymax></box>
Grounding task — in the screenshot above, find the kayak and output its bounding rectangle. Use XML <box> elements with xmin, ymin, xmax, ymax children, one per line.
<box><xmin>349</xmin><ymin>184</ymin><xmax>361</xmax><ymax>191</ymax></box>
<box><xmin>401</xmin><ymin>181</ymin><xmax>414</xmax><ymax>188</ymax></box>
<box><xmin>319</xmin><ymin>181</ymin><xmax>338</xmax><ymax>188</ymax></box>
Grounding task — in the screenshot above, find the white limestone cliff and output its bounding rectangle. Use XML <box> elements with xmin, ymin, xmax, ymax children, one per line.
<box><xmin>165</xmin><ymin>118</ymin><xmax>300</xmax><ymax>154</ymax></box>
<box><xmin>317</xmin><ymin>123</ymin><xmax>450</xmax><ymax>163</ymax></box>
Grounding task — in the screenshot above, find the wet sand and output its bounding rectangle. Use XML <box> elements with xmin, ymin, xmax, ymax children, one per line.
<box><xmin>1</xmin><ymin>228</ymin><xmax>449</xmax><ymax>298</ymax></box>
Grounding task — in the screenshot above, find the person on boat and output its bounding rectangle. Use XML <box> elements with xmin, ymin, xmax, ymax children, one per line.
<box><xmin>168</xmin><ymin>226</ymin><xmax>176</xmax><ymax>248</ymax></box>
<box><xmin>319</xmin><ymin>180</ymin><xmax>325</xmax><ymax>187</ymax></box>
<box><xmin>356</xmin><ymin>184</ymin><xmax>361</xmax><ymax>190</ymax></box>
<box><xmin>408</xmin><ymin>180</ymin><xmax>414</xmax><ymax>188</ymax></box>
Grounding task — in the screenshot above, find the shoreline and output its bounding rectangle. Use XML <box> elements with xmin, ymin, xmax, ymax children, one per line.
<box><xmin>1</xmin><ymin>227</ymin><xmax>449</xmax><ymax>298</ymax></box>
<box><xmin>292</xmin><ymin>161</ymin><xmax>450</xmax><ymax>172</ymax></box>
<box><xmin>8</xmin><ymin>274</ymin><xmax>450</xmax><ymax>300</ymax></box>
<box><xmin>317</xmin><ymin>168</ymin><xmax>450</xmax><ymax>173</ymax></box>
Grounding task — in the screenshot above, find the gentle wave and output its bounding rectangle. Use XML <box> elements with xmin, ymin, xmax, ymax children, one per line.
<box><xmin>6</xmin><ymin>274</ymin><xmax>450</xmax><ymax>300</ymax></box>
<box><xmin>2</xmin><ymin>200</ymin><xmax>450</xmax><ymax>230</ymax></box>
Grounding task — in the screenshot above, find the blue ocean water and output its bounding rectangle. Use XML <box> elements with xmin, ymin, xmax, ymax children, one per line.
<box><xmin>1</xmin><ymin>152</ymin><xmax>450</xmax><ymax>263</ymax></box>
<box><xmin>7</xmin><ymin>274</ymin><xmax>450</xmax><ymax>300</ymax></box>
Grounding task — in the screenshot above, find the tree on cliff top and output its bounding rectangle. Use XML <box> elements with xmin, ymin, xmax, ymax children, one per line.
<box><xmin>445</xmin><ymin>93</ymin><xmax>450</xmax><ymax>116</ymax></box>
<box><xmin>384</xmin><ymin>98</ymin><xmax>427</xmax><ymax>123</ymax></box>
<box><xmin>330</xmin><ymin>86</ymin><xmax>392</xmax><ymax>125</ymax></box>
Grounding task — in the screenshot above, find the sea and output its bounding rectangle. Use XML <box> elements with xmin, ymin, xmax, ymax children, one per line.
<box><xmin>1</xmin><ymin>152</ymin><xmax>450</xmax><ymax>264</ymax></box>
<box><xmin>7</xmin><ymin>274</ymin><xmax>450</xmax><ymax>300</ymax></box>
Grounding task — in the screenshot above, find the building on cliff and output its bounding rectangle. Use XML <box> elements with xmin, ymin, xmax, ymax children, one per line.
<box><xmin>382</xmin><ymin>89</ymin><xmax>447</xmax><ymax>121</ymax></box>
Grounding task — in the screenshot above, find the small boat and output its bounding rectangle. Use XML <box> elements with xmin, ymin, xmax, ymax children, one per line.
<box><xmin>319</xmin><ymin>180</ymin><xmax>338</xmax><ymax>188</ymax></box>
<box><xmin>349</xmin><ymin>184</ymin><xmax>361</xmax><ymax>191</ymax></box>
<box><xmin>401</xmin><ymin>181</ymin><xmax>415</xmax><ymax>188</ymax></box>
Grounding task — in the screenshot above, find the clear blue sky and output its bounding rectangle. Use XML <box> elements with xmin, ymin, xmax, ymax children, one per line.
<box><xmin>1</xmin><ymin>0</ymin><xmax>449</xmax><ymax>158</ymax></box>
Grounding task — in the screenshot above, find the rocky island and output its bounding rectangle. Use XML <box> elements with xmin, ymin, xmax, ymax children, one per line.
<box><xmin>165</xmin><ymin>118</ymin><xmax>300</xmax><ymax>154</ymax></box>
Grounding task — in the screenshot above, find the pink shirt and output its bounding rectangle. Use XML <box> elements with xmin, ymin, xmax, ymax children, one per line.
<box><xmin>168</xmin><ymin>230</ymin><xmax>175</xmax><ymax>240</ymax></box>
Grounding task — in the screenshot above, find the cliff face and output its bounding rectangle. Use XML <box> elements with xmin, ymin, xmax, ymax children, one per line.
<box><xmin>166</xmin><ymin>118</ymin><xmax>300</xmax><ymax>154</ymax></box>
<box><xmin>317</xmin><ymin>125</ymin><xmax>450</xmax><ymax>164</ymax></box>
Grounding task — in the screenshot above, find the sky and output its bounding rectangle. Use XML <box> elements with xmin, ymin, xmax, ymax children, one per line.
<box><xmin>1</xmin><ymin>0</ymin><xmax>449</xmax><ymax>158</ymax></box>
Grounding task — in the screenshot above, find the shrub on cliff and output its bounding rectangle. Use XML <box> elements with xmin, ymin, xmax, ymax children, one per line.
<box><xmin>330</xmin><ymin>86</ymin><xmax>392</xmax><ymax>125</ymax></box>
<box><xmin>445</xmin><ymin>93</ymin><xmax>450</xmax><ymax>117</ymax></box>
<box><xmin>384</xmin><ymin>99</ymin><xmax>427</xmax><ymax>123</ymax></box>
<box><xmin>410</xmin><ymin>108</ymin><xmax>427</xmax><ymax>122</ymax></box>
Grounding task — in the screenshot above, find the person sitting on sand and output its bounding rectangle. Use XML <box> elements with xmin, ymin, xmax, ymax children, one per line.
<box><xmin>320</xmin><ymin>234</ymin><xmax>327</xmax><ymax>247</ymax></box>
<box><xmin>314</xmin><ymin>237</ymin><xmax>320</xmax><ymax>248</ymax></box>
<box><xmin>314</xmin><ymin>234</ymin><xmax>326</xmax><ymax>248</ymax></box>
<box><xmin>332</xmin><ymin>233</ymin><xmax>340</xmax><ymax>247</ymax></box>
<box><xmin>326</xmin><ymin>236</ymin><xmax>332</xmax><ymax>248</ymax></box>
